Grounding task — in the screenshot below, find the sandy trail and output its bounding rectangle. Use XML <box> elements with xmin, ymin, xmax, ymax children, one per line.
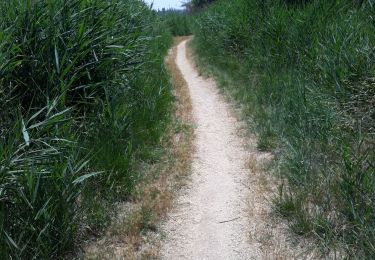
<box><xmin>84</xmin><ymin>38</ymin><xmax>312</xmax><ymax>260</ymax></box>
<box><xmin>161</xmin><ymin>40</ymin><xmax>257</xmax><ymax>259</ymax></box>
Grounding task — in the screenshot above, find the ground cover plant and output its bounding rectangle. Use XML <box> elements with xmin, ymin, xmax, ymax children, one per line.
<box><xmin>192</xmin><ymin>0</ymin><xmax>375</xmax><ymax>257</ymax></box>
<box><xmin>0</xmin><ymin>0</ymin><xmax>173</xmax><ymax>258</ymax></box>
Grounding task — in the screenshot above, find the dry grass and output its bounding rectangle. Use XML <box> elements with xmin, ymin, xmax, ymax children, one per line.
<box><xmin>83</xmin><ymin>37</ymin><xmax>194</xmax><ymax>259</ymax></box>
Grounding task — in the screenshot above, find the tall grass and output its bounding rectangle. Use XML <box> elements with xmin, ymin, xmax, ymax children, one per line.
<box><xmin>0</xmin><ymin>0</ymin><xmax>172</xmax><ymax>258</ymax></box>
<box><xmin>192</xmin><ymin>0</ymin><xmax>374</xmax><ymax>257</ymax></box>
<box><xmin>161</xmin><ymin>10</ymin><xmax>192</xmax><ymax>36</ymax></box>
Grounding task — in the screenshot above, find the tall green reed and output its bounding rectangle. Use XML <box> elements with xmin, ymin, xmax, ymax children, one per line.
<box><xmin>160</xmin><ymin>10</ymin><xmax>192</xmax><ymax>36</ymax></box>
<box><xmin>0</xmin><ymin>0</ymin><xmax>172</xmax><ymax>258</ymax></box>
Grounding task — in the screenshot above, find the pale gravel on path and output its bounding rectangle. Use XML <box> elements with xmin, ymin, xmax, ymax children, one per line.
<box><xmin>161</xmin><ymin>40</ymin><xmax>260</xmax><ymax>260</ymax></box>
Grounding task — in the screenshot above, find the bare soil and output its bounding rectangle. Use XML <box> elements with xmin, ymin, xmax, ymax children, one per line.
<box><xmin>84</xmin><ymin>37</ymin><xmax>315</xmax><ymax>260</ymax></box>
<box><xmin>161</xmin><ymin>39</ymin><xmax>313</xmax><ymax>259</ymax></box>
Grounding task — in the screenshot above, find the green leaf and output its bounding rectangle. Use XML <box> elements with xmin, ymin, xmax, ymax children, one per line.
<box><xmin>54</xmin><ymin>44</ymin><xmax>60</xmax><ymax>74</ymax></box>
<box><xmin>21</xmin><ymin>119</ymin><xmax>30</xmax><ymax>146</ymax></box>
<box><xmin>4</xmin><ymin>231</ymin><xmax>19</xmax><ymax>250</ymax></box>
<box><xmin>73</xmin><ymin>172</ymin><xmax>102</xmax><ymax>185</ymax></box>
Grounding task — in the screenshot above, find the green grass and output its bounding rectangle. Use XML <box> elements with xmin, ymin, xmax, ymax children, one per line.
<box><xmin>160</xmin><ymin>10</ymin><xmax>192</xmax><ymax>36</ymax></box>
<box><xmin>192</xmin><ymin>0</ymin><xmax>375</xmax><ymax>257</ymax></box>
<box><xmin>0</xmin><ymin>0</ymin><xmax>173</xmax><ymax>258</ymax></box>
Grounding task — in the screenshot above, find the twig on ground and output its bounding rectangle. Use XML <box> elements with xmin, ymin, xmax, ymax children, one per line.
<box><xmin>218</xmin><ymin>217</ymin><xmax>240</xmax><ymax>224</ymax></box>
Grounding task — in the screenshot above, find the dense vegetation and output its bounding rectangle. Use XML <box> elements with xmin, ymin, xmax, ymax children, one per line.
<box><xmin>0</xmin><ymin>0</ymin><xmax>173</xmax><ymax>258</ymax></box>
<box><xmin>192</xmin><ymin>0</ymin><xmax>374</xmax><ymax>257</ymax></box>
<box><xmin>160</xmin><ymin>10</ymin><xmax>192</xmax><ymax>36</ymax></box>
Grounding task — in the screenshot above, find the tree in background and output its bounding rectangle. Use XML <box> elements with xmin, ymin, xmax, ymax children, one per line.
<box><xmin>183</xmin><ymin>0</ymin><xmax>216</xmax><ymax>12</ymax></box>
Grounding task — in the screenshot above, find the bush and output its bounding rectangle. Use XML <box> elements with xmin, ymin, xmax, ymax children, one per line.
<box><xmin>0</xmin><ymin>0</ymin><xmax>172</xmax><ymax>258</ymax></box>
<box><xmin>193</xmin><ymin>0</ymin><xmax>375</xmax><ymax>257</ymax></box>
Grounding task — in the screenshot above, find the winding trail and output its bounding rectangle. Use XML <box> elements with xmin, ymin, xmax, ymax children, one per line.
<box><xmin>84</xmin><ymin>38</ymin><xmax>312</xmax><ymax>260</ymax></box>
<box><xmin>161</xmin><ymin>40</ymin><xmax>256</xmax><ymax>259</ymax></box>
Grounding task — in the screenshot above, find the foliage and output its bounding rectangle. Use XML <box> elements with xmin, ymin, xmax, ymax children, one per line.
<box><xmin>161</xmin><ymin>10</ymin><xmax>192</xmax><ymax>36</ymax></box>
<box><xmin>192</xmin><ymin>0</ymin><xmax>375</xmax><ymax>257</ymax></box>
<box><xmin>0</xmin><ymin>0</ymin><xmax>172</xmax><ymax>258</ymax></box>
<box><xmin>184</xmin><ymin>0</ymin><xmax>216</xmax><ymax>12</ymax></box>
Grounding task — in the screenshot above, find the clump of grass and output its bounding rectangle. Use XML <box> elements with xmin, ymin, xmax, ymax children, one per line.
<box><xmin>192</xmin><ymin>0</ymin><xmax>375</xmax><ymax>257</ymax></box>
<box><xmin>0</xmin><ymin>0</ymin><xmax>173</xmax><ymax>258</ymax></box>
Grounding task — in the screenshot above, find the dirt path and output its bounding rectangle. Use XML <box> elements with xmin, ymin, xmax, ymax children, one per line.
<box><xmin>84</xmin><ymin>38</ymin><xmax>312</xmax><ymax>260</ymax></box>
<box><xmin>161</xmin><ymin>39</ymin><xmax>257</xmax><ymax>259</ymax></box>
